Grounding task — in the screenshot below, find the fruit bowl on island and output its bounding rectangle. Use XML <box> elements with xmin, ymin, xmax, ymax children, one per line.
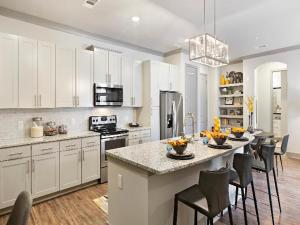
<box><xmin>210</xmin><ymin>132</ymin><xmax>228</xmax><ymax>146</ymax></box>
<box><xmin>167</xmin><ymin>138</ymin><xmax>189</xmax><ymax>155</ymax></box>
<box><xmin>231</xmin><ymin>127</ymin><xmax>246</xmax><ymax>138</ymax></box>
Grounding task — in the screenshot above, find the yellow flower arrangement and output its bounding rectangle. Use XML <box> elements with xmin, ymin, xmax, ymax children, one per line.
<box><xmin>246</xmin><ymin>96</ymin><xmax>254</xmax><ymax>113</ymax></box>
<box><xmin>232</xmin><ymin>127</ymin><xmax>246</xmax><ymax>133</ymax></box>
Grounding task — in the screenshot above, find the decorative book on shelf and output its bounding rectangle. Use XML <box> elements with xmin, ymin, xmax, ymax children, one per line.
<box><xmin>219</xmin><ymin>71</ymin><xmax>244</xmax><ymax>128</ymax></box>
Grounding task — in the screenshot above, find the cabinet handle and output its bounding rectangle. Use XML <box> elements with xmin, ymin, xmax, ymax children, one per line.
<box><xmin>73</xmin><ymin>96</ymin><xmax>76</xmax><ymax>106</ymax></box>
<box><xmin>131</xmin><ymin>97</ymin><xmax>133</xmax><ymax>106</ymax></box>
<box><xmin>34</xmin><ymin>95</ymin><xmax>37</xmax><ymax>107</ymax></box>
<box><xmin>32</xmin><ymin>159</ymin><xmax>35</xmax><ymax>173</ymax></box>
<box><xmin>78</xmin><ymin>151</ymin><xmax>81</xmax><ymax>162</ymax></box>
<box><xmin>8</xmin><ymin>152</ymin><xmax>23</xmax><ymax>156</ymax></box>
<box><xmin>82</xmin><ymin>150</ymin><xmax>85</xmax><ymax>161</ymax></box>
<box><xmin>39</xmin><ymin>95</ymin><xmax>42</xmax><ymax>107</ymax></box>
<box><xmin>76</xmin><ymin>96</ymin><xmax>79</xmax><ymax>106</ymax></box>
<box><xmin>66</xmin><ymin>144</ymin><xmax>76</xmax><ymax>148</ymax></box>
<box><xmin>41</xmin><ymin>148</ymin><xmax>53</xmax><ymax>151</ymax></box>
<box><xmin>27</xmin><ymin>160</ymin><xmax>30</xmax><ymax>174</ymax></box>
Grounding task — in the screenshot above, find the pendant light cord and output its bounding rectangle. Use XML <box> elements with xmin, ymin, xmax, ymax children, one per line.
<box><xmin>214</xmin><ymin>0</ymin><xmax>216</xmax><ymax>37</ymax></box>
<box><xmin>203</xmin><ymin>0</ymin><xmax>206</xmax><ymax>33</ymax></box>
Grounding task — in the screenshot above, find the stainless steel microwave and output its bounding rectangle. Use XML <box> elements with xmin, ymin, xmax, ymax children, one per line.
<box><xmin>94</xmin><ymin>83</ymin><xmax>123</xmax><ymax>106</ymax></box>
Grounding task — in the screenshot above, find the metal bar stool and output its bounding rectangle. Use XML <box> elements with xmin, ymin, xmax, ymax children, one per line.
<box><xmin>173</xmin><ymin>168</ymin><xmax>233</xmax><ymax>225</ymax></box>
<box><xmin>275</xmin><ymin>134</ymin><xmax>289</xmax><ymax>175</ymax></box>
<box><xmin>230</xmin><ymin>153</ymin><xmax>260</xmax><ymax>225</ymax></box>
<box><xmin>252</xmin><ymin>144</ymin><xmax>281</xmax><ymax>225</ymax></box>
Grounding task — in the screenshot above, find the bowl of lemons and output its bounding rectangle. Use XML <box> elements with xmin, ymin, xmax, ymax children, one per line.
<box><xmin>168</xmin><ymin>138</ymin><xmax>189</xmax><ymax>155</ymax></box>
<box><xmin>231</xmin><ymin>127</ymin><xmax>246</xmax><ymax>138</ymax></box>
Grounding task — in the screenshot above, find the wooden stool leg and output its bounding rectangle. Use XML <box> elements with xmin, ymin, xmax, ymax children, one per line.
<box><xmin>280</xmin><ymin>155</ymin><xmax>284</xmax><ymax>172</ymax></box>
<box><xmin>194</xmin><ymin>210</ymin><xmax>198</xmax><ymax>225</ymax></box>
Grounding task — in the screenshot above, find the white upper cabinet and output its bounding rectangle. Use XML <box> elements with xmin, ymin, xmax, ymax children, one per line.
<box><xmin>76</xmin><ymin>49</ymin><xmax>93</xmax><ymax>107</ymax></box>
<box><xmin>18</xmin><ymin>37</ymin><xmax>38</xmax><ymax>108</ymax></box>
<box><xmin>94</xmin><ymin>48</ymin><xmax>108</xmax><ymax>84</ymax></box>
<box><xmin>37</xmin><ymin>41</ymin><xmax>55</xmax><ymax>108</ymax></box>
<box><xmin>122</xmin><ymin>56</ymin><xmax>143</xmax><ymax>107</ymax></box>
<box><xmin>159</xmin><ymin>62</ymin><xmax>170</xmax><ymax>91</ymax></box>
<box><xmin>158</xmin><ymin>62</ymin><xmax>180</xmax><ymax>92</ymax></box>
<box><xmin>169</xmin><ymin>64</ymin><xmax>179</xmax><ymax>92</ymax></box>
<box><xmin>56</xmin><ymin>45</ymin><xmax>76</xmax><ymax>107</ymax></box>
<box><xmin>94</xmin><ymin>48</ymin><xmax>122</xmax><ymax>85</ymax></box>
<box><xmin>108</xmin><ymin>51</ymin><xmax>122</xmax><ymax>85</ymax></box>
<box><xmin>0</xmin><ymin>33</ymin><xmax>18</xmax><ymax>108</ymax></box>
<box><xmin>132</xmin><ymin>60</ymin><xmax>143</xmax><ymax>107</ymax></box>
<box><xmin>150</xmin><ymin>61</ymin><xmax>160</xmax><ymax>107</ymax></box>
<box><xmin>122</xmin><ymin>56</ymin><xmax>133</xmax><ymax>107</ymax></box>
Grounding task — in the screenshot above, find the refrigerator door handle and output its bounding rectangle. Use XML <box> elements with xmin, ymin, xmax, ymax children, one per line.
<box><xmin>172</xmin><ymin>100</ymin><xmax>177</xmax><ymax>137</ymax></box>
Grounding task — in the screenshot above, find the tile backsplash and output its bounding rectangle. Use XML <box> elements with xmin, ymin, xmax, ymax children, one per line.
<box><xmin>0</xmin><ymin>107</ymin><xmax>136</xmax><ymax>139</ymax></box>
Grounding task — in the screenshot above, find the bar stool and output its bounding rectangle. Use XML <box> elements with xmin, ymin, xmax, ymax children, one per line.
<box><xmin>173</xmin><ymin>168</ymin><xmax>233</xmax><ymax>225</ymax></box>
<box><xmin>274</xmin><ymin>134</ymin><xmax>289</xmax><ymax>175</ymax></box>
<box><xmin>252</xmin><ymin>144</ymin><xmax>281</xmax><ymax>225</ymax></box>
<box><xmin>230</xmin><ymin>153</ymin><xmax>260</xmax><ymax>225</ymax></box>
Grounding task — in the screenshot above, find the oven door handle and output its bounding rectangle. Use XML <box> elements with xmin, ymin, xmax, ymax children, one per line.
<box><xmin>101</xmin><ymin>135</ymin><xmax>129</xmax><ymax>142</ymax></box>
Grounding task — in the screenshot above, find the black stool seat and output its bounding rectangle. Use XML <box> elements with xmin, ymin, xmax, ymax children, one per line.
<box><xmin>229</xmin><ymin>170</ymin><xmax>239</xmax><ymax>183</ymax></box>
<box><xmin>173</xmin><ymin>168</ymin><xmax>233</xmax><ymax>225</ymax></box>
<box><xmin>176</xmin><ymin>184</ymin><xmax>209</xmax><ymax>214</ymax></box>
<box><xmin>251</xmin><ymin>159</ymin><xmax>265</xmax><ymax>171</ymax></box>
<box><xmin>229</xmin><ymin>153</ymin><xmax>260</xmax><ymax>225</ymax></box>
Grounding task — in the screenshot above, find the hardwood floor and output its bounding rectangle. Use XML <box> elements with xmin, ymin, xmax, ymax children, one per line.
<box><xmin>0</xmin><ymin>157</ymin><xmax>300</xmax><ymax>225</ymax></box>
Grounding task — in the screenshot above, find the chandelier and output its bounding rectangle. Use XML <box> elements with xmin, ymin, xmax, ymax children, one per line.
<box><xmin>189</xmin><ymin>0</ymin><xmax>229</xmax><ymax>67</ymax></box>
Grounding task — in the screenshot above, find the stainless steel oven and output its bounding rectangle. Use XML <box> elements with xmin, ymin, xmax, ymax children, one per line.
<box><xmin>100</xmin><ymin>133</ymin><xmax>128</xmax><ymax>183</ymax></box>
<box><xmin>94</xmin><ymin>83</ymin><xmax>123</xmax><ymax>106</ymax></box>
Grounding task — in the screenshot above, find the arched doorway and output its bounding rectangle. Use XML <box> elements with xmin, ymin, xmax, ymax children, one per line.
<box><xmin>254</xmin><ymin>62</ymin><xmax>288</xmax><ymax>138</ymax></box>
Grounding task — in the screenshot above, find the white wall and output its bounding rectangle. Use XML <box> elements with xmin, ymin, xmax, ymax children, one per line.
<box><xmin>243</xmin><ymin>49</ymin><xmax>300</xmax><ymax>154</ymax></box>
<box><xmin>0</xmin><ymin>15</ymin><xmax>164</xmax><ymax>139</ymax></box>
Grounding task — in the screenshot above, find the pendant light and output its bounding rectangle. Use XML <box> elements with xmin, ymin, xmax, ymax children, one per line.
<box><xmin>189</xmin><ymin>0</ymin><xmax>229</xmax><ymax>67</ymax></box>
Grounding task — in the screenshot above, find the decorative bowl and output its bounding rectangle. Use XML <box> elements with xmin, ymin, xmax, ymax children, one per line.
<box><xmin>232</xmin><ymin>131</ymin><xmax>244</xmax><ymax>138</ymax></box>
<box><xmin>172</xmin><ymin>145</ymin><xmax>188</xmax><ymax>155</ymax></box>
<box><xmin>213</xmin><ymin>137</ymin><xmax>227</xmax><ymax>146</ymax></box>
<box><xmin>168</xmin><ymin>139</ymin><xmax>189</xmax><ymax>155</ymax></box>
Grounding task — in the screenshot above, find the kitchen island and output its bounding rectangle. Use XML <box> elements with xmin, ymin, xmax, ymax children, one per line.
<box><xmin>107</xmin><ymin>135</ymin><xmax>254</xmax><ymax>225</ymax></box>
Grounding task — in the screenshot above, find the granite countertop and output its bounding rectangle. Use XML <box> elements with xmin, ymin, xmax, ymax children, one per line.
<box><xmin>0</xmin><ymin>131</ymin><xmax>100</xmax><ymax>149</ymax></box>
<box><xmin>107</xmin><ymin>134</ymin><xmax>254</xmax><ymax>175</ymax></box>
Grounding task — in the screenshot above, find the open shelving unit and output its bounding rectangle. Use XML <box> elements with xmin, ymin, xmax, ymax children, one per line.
<box><xmin>219</xmin><ymin>70</ymin><xmax>244</xmax><ymax>128</ymax></box>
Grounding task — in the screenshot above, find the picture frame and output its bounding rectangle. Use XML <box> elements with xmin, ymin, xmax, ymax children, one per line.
<box><xmin>225</xmin><ymin>97</ymin><xmax>234</xmax><ymax>105</ymax></box>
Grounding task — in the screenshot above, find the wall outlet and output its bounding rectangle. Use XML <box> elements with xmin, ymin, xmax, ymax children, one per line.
<box><xmin>118</xmin><ymin>174</ymin><xmax>123</xmax><ymax>189</ymax></box>
<box><xmin>18</xmin><ymin>121</ymin><xmax>24</xmax><ymax>131</ymax></box>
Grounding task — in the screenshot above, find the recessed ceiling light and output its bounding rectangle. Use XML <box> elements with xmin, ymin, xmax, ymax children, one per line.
<box><xmin>131</xmin><ymin>16</ymin><xmax>140</xmax><ymax>23</ymax></box>
<box><xmin>82</xmin><ymin>0</ymin><xmax>100</xmax><ymax>9</ymax></box>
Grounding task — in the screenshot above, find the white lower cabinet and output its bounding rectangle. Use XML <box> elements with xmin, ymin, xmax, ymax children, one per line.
<box><xmin>128</xmin><ymin>128</ymin><xmax>151</xmax><ymax>146</ymax></box>
<box><xmin>82</xmin><ymin>145</ymin><xmax>100</xmax><ymax>183</ymax></box>
<box><xmin>0</xmin><ymin>157</ymin><xmax>31</xmax><ymax>208</ymax></box>
<box><xmin>31</xmin><ymin>152</ymin><xmax>59</xmax><ymax>198</ymax></box>
<box><xmin>60</xmin><ymin>148</ymin><xmax>82</xmax><ymax>190</ymax></box>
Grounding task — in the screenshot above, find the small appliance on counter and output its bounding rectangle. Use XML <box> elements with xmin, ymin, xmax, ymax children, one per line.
<box><xmin>128</xmin><ymin>122</ymin><xmax>140</xmax><ymax>128</ymax></box>
<box><xmin>58</xmin><ymin>124</ymin><xmax>68</xmax><ymax>134</ymax></box>
<box><xmin>89</xmin><ymin>115</ymin><xmax>129</xmax><ymax>183</ymax></box>
<box><xmin>31</xmin><ymin>117</ymin><xmax>44</xmax><ymax>138</ymax></box>
<box><xmin>44</xmin><ymin>121</ymin><xmax>58</xmax><ymax>136</ymax></box>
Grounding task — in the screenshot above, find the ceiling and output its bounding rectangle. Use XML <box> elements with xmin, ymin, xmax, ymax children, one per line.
<box><xmin>0</xmin><ymin>0</ymin><xmax>300</xmax><ymax>60</ymax></box>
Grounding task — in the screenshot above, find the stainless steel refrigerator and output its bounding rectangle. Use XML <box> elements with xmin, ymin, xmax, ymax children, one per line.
<box><xmin>160</xmin><ymin>91</ymin><xmax>183</xmax><ymax>139</ymax></box>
